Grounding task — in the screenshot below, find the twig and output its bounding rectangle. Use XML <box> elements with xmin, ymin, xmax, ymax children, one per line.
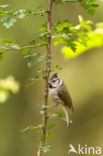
<box><xmin>29</xmin><ymin>10</ymin><xmax>47</xmax><ymax>16</ymax></box>
<box><xmin>20</xmin><ymin>43</ymin><xmax>46</xmax><ymax>49</ymax></box>
<box><xmin>0</xmin><ymin>43</ymin><xmax>46</xmax><ymax>50</ymax></box>
<box><xmin>37</xmin><ymin>0</ymin><xmax>54</xmax><ymax>156</ymax></box>
<box><xmin>0</xmin><ymin>9</ymin><xmax>47</xmax><ymax>17</ymax></box>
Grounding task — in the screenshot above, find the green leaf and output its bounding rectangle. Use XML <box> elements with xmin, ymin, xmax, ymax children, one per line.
<box><xmin>39</xmin><ymin>32</ymin><xmax>50</xmax><ymax>42</ymax></box>
<box><xmin>29</xmin><ymin>40</ymin><xmax>35</xmax><ymax>45</ymax></box>
<box><xmin>55</xmin><ymin>0</ymin><xmax>98</xmax><ymax>15</ymax></box>
<box><xmin>53</xmin><ymin>35</ymin><xmax>64</xmax><ymax>45</ymax></box>
<box><xmin>11</xmin><ymin>44</ymin><xmax>20</xmax><ymax>49</ymax></box>
<box><xmin>37</xmin><ymin>136</ymin><xmax>44</xmax><ymax>141</ymax></box>
<box><xmin>0</xmin><ymin>4</ymin><xmax>9</xmax><ymax>9</ymax></box>
<box><xmin>24</xmin><ymin>52</ymin><xmax>41</xmax><ymax>68</ymax></box>
<box><xmin>26</xmin><ymin>75</ymin><xmax>39</xmax><ymax>87</ymax></box>
<box><xmin>40</xmin><ymin>110</ymin><xmax>47</xmax><ymax>114</ymax></box>
<box><xmin>96</xmin><ymin>22</ymin><xmax>103</xmax><ymax>28</ymax></box>
<box><xmin>55</xmin><ymin>0</ymin><xmax>78</xmax><ymax>4</ymax></box>
<box><xmin>39</xmin><ymin>23</ymin><xmax>47</xmax><ymax>33</ymax></box>
<box><xmin>49</xmin><ymin>112</ymin><xmax>66</xmax><ymax>120</ymax></box>
<box><xmin>55</xmin><ymin>0</ymin><xmax>64</xmax><ymax>4</ymax></box>
<box><xmin>48</xmin><ymin>124</ymin><xmax>55</xmax><ymax>130</ymax></box>
<box><xmin>37</xmin><ymin>69</ymin><xmax>46</xmax><ymax>74</ymax></box>
<box><xmin>0</xmin><ymin>39</ymin><xmax>15</xmax><ymax>43</ymax></box>
<box><xmin>49</xmin><ymin>112</ymin><xmax>72</xmax><ymax>123</ymax></box>
<box><xmin>21</xmin><ymin>48</ymin><xmax>29</xmax><ymax>55</ymax></box>
<box><xmin>21</xmin><ymin>124</ymin><xmax>42</xmax><ymax>133</ymax></box>
<box><xmin>13</xmin><ymin>9</ymin><xmax>26</xmax><ymax>19</ymax></box>
<box><xmin>78</xmin><ymin>15</ymin><xmax>93</xmax><ymax>31</ymax></box>
<box><xmin>39</xmin><ymin>23</ymin><xmax>49</xmax><ymax>42</ymax></box>
<box><xmin>1</xmin><ymin>16</ymin><xmax>16</xmax><ymax>28</ymax></box>
<box><xmin>56</xmin><ymin>20</ymin><xmax>72</xmax><ymax>32</ymax></box>
<box><xmin>55</xmin><ymin>65</ymin><xmax>62</xmax><ymax>70</ymax></box>
<box><xmin>41</xmin><ymin>146</ymin><xmax>52</xmax><ymax>153</ymax></box>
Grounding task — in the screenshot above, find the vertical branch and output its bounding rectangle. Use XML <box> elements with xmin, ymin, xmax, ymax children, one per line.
<box><xmin>37</xmin><ymin>0</ymin><xmax>54</xmax><ymax>156</ymax></box>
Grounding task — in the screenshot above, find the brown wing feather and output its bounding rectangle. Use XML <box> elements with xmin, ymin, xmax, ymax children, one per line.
<box><xmin>57</xmin><ymin>83</ymin><xmax>74</xmax><ymax>112</ymax></box>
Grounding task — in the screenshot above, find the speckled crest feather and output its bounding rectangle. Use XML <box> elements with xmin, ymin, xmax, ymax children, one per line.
<box><xmin>50</xmin><ymin>73</ymin><xmax>58</xmax><ymax>80</ymax></box>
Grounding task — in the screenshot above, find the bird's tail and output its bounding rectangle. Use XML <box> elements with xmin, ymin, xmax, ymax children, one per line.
<box><xmin>62</xmin><ymin>105</ymin><xmax>70</xmax><ymax>128</ymax></box>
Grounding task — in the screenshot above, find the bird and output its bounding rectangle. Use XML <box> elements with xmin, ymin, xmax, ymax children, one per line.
<box><xmin>47</xmin><ymin>73</ymin><xmax>74</xmax><ymax>128</ymax></box>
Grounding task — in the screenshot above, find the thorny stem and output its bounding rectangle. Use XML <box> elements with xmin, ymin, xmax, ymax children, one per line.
<box><xmin>37</xmin><ymin>0</ymin><xmax>54</xmax><ymax>156</ymax></box>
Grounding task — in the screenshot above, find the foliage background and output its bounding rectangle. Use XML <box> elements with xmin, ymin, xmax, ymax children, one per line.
<box><xmin>0</xmin><ymin>0</ymin><xmax>103</xmax><ymax>156</ymax></box>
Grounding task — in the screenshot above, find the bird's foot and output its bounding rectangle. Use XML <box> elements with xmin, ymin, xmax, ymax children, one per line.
<box><xmin>42</xmin><ymin>104</ymin><xmax>58</xmax><ymax>110</ymax></box>
<box><xmin>42</xmin><ymin>105</ymin><xmax>49</xmax><ymax>110</ymax></box>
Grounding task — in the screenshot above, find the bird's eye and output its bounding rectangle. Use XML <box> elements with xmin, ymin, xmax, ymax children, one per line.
<box><xmin>52</xmin><ymin>80</ymin><xmax>56</xmax><ymax>83</ymax></box>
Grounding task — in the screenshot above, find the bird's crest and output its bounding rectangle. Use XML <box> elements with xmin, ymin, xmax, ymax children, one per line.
<box><xmin>50</xmin><ymin>73</ymin><xmax>58</xmax><ymax>80</ymax></box>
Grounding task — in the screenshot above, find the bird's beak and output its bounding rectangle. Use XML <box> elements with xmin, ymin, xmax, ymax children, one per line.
<box><xmin>47</xmin><ymin>82</ymin><xmax>51</xmax><ymax>88</ymax></box>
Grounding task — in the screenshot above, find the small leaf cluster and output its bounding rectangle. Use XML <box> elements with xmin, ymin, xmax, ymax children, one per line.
<box><xmin>0</xmin><ymin>4</ymin><xmax>46</xmax><ymax>28</ymax></box>
<box><xmin>52</xmin><ymin>16</ymin><xmax>92</xmax><ymax>51</ymax></box>
<box><xmin>0</xmin><ymin>4</ymin><xmax>26</xmax><ymax>28</ymax></box>
<box><xmin>62</xmin><ymin>20</ymin><xmax>103</xmax><ymax>59</ymax></box>
<box><xmin>78</xmin><ymin>0</ymin><xmax>98</xmax><ymax>15</ymax></box>
<box><xmin>55</xmin><ymin>0</ymin><xmax>98</xmax><ymax>15</ymax></box>
<box><xmin>39</xmin><ymin>23</ymin><xmax>49</xmax><ymax>43</ymax></box>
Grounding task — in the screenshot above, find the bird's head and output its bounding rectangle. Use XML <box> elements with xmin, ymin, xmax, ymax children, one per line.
<box><xmin>48</xmin><ymin>73</ymin><xmax>62</xmax><ymax>88</ymax></box>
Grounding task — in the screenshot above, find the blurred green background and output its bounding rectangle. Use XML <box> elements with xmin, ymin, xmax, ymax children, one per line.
<box><xmin>0</xmin><ymin>0</ymin><xmax>103</xmax><ymax>156</ymax></box>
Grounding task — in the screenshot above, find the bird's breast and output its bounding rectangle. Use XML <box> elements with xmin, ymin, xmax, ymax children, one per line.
<box><xmin>49</xmin><ymin>88</ymin><xmax>62</xmax><ymax>103</ymax></box>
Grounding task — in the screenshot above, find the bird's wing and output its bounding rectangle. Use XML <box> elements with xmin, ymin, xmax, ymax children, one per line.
<box><xmin>57</xmin><ymin>83</ymin><xmax>74</xmax><ymax>112</ymax></box>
